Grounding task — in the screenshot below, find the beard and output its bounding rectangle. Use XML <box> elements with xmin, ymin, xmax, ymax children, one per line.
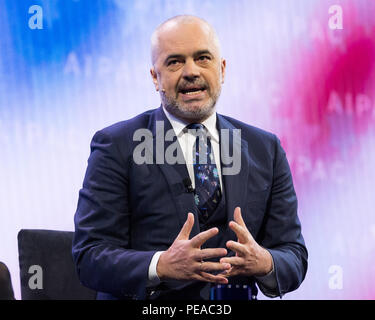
<box><xmin>162</xmin><ymin>84</ymin><xmax>222</xmax><ymax>123</ymax></box>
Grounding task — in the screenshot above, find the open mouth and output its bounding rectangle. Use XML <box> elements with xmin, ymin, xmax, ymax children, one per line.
<box><xmin>179</xmin><ymin>86</ymin><xmax>207</xmax><ymax>97</ymax></box>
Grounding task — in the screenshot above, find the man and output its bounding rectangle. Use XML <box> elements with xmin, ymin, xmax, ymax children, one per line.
<box><xmin>72</xmin><ymin>15</ymin><xmax>307</xmax><ymax>300</ymax></box>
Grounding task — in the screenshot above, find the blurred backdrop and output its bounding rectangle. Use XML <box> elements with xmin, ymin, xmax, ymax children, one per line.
<box><xmin>1</xmin><ymin>0</ymin><xmax>374</xmax><ymax>299</ymax></box>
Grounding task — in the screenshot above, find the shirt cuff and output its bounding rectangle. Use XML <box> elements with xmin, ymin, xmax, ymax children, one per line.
<box><xmin>147</xmin><ymin>251</ymin><xmax>164</xmax><ymax>287</ymax></box>
<box><xmin>254</xmin><ymin>255</ymin><xmax>278</xmax><ymax>293</ymax></box>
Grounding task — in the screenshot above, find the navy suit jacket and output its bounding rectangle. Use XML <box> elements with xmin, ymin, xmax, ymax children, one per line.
<box><xmin>72</xmin><ymin>107</ymin><xmax>307</xmax><ymax>300</ymax></box>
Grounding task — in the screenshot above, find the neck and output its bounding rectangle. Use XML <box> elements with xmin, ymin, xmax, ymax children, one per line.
<box><xmin>163</xmin><ymin>104</ymin><xmax>216</xmax><ymax>124</ymax></box>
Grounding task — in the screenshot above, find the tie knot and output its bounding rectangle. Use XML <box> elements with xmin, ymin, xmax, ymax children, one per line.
<box><xmin>186</xmin><ymin>123</ymin><xmax>205</xmax><ymax>132</ymax></box>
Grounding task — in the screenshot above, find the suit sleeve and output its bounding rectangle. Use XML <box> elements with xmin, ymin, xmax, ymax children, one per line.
<box><xmin>72</xmin><ymin>130</ymin><xmax>156</xmax><ymax>299</ymax></box>
<box><xmin>257</xmin><ymin>135</ymin><xmax>308</xmax><ymax>298</ymax></box>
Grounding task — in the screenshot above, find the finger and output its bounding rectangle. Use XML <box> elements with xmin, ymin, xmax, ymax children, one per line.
<box><xmin>198</xmin><ymin>248</ymin><xmax>227</xmax><ymax>260</ymax></box>
<box><xmin>225</xmin><ymin>240</ymin><xmax>247</xmax><ymax>256</ymax></box>
<box><xmin>229</xmin><ymin>221</ymin><xmax>248</xmax><ymax>243</ymax></box>
<box><xmin>216</xmin><ymin>268</ymin><xmax>231</xmax><ymax>277</ymax></box>
<box><xmin>234</xmin><ymin>207</ymin><xmax>256</xmax><ymax>242</ymax></box>
<box><xmin>234</xmin><ymin>207</ymin><xmax>246</xmax><ymax>228</ymax></box>
<box><xmin>190</xmin><ymin>227</ymin><xmax>219</xmax><ymax>248</ymax></box>
<box><xmin>198</xmin><ymin>261</ymin><xmax>231</xmax><ymax>273</ymax></box>
<box><xmin>176</xmin><ymin>212</ymin><xmax>194</xmax><ymax>240</ymax></box>
<box><xmin>217</xmin><ymin>266</ymin><xmax>240</xmax><ymax>278</ymax></box>
<box><xmin>220</xmin><ymin>256</ymin><xmax>244</xmax><ymax>266</ymax></box>
<box><xmin>195</xmin><ymin>272</ymin><xmax>229</xmax><ymax>284</ymax></box>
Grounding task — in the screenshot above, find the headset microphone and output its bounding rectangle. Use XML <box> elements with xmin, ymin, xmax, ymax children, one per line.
<box><xmin>183</xmin><ymin>178</ymin><xmax>195</xmax><ymax>193</ymax></box>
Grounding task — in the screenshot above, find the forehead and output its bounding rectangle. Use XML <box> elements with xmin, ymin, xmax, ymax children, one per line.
<box><xmin>155</xmin><ymin>22</ymin><xmax>218</xmax><ymax>58</ymax></box>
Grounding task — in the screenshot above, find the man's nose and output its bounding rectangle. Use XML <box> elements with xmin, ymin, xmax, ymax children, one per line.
<box><xmin>182</xmin><ymin>59</ymin><xmax>200</xmax><ymax>80</ymax></box>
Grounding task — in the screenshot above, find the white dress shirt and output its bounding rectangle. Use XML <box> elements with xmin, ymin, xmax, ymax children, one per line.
<box><xmin>162</xmin><ymin>106</ymin><xmax>223</xmax><ymax>191</ymax></box>
<box><xmin>147</xmin><ymin>107</ymin><xmax>277</xmax><ymax>296</ymax></box>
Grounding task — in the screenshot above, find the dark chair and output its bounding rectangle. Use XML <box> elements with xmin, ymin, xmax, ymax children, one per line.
<box><xmin>17</xmin><ymin>229</ymin><xmax>96</xmax><ymax>300</ymax></box>
<box><xmin>0</xmin><ymin>262</ymin><xmax>15</xmax><ymax>300</ymax></box>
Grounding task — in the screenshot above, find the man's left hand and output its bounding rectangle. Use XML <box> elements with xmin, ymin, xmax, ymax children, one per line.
<box><xmin>220</xmin><ymin>207</ymin><xmax>273</xmax><ymax>277</ymax></box>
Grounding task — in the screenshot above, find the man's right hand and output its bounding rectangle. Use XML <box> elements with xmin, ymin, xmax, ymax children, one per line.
<box><xmin>156</xmin><ymin>213</ymin><xmax>230</xmax><ymax>284</ymax></box>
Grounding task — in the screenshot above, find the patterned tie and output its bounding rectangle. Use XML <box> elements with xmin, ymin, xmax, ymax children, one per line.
<box><xmin>186</xmin><ymin>123</ymin><xmax>222</xmax><ymax>221</ymax></box>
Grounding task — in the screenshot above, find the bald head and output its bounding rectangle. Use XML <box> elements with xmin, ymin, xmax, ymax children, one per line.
<box><xmin>151</xmin><ymin>15</ymin><xmax>221</xmax><ymax>65</ymax></box>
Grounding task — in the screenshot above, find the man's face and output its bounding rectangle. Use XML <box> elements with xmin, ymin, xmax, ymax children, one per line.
<box><xmin>151</xmin><ymin>21</ymin><xmax>226</xmax><ymax>122</ymax></box>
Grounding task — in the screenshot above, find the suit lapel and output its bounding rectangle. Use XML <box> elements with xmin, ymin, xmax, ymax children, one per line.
<box><xmin>216</xmin><ymin>114</ymin><xmax>250</xmax><ymax>224</ymax></box>
<box><xmin>149</xmin><ymin>107</ymin><xmax>200</xmax><ymax>236</ymax></box>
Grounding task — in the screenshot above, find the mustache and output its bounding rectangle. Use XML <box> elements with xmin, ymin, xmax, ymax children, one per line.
<box><xmin>177</xmin><ymin>81</ymin><xmax>208</xmax><ymax>92</ymax></box>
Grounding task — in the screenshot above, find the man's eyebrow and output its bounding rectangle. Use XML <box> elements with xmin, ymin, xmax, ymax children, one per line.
<box><xmin>164</xmin><ymin>50</ymin><xmax>214</xmax><ymax>64</ymax></box>
<box><xmin>194</xmin><ymin>50</ymin><xmax>213</xmax><ymax>57</ymax></box>
<box><xmin>164</xmin><ymin>54</ymin><xmax>184</xmax><ymax>64</ymax></box>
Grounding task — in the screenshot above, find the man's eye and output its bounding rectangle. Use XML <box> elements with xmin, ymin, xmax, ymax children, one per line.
<box><xmin>198</xmin><ymin>56</ymin><xmax>211</xmax><ymax>61</ymax></box>
<box><xmin>168</xmin><ymin>60</ymin><xmax>179</xmax><ymax>66</ymax></box>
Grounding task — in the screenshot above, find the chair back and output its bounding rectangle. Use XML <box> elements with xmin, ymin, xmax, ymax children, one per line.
<box><xmin>18</xmin><ymin>229</ymin><xmax>96</xmax><ymax>300</ymax></box>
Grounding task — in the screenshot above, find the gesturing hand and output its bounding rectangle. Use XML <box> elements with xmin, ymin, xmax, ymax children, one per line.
<box><xmin>220</xmin><ymin>207</ymin><xmax>273</xmax><ymax>277</ymax></box>
<box><xmin>156</xmin><ymin>212</ymin><xmax>230</xmax><ymax>284</ymax></box>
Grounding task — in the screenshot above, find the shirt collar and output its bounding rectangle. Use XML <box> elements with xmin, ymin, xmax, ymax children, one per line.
<box><xmin>162</xmin><ymin>106</ymin><xmax>219</xmax><ymax>142</ymax></box>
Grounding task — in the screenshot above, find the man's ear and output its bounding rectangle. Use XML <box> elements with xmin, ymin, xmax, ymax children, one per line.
<box><xmin>150</xmin><ymin>67</ymin><xmax>159</xmax><ymax>91</ymax></box>
<box><xmin>220</xmin><ymin>58</ymin><xmax>226</xmax><ymax>84</ymax></box>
